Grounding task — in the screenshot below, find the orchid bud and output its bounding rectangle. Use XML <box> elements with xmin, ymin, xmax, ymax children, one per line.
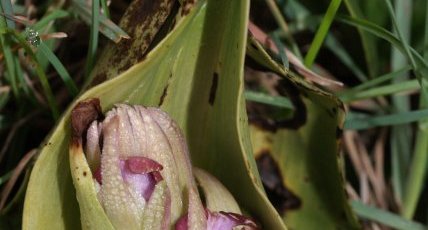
<box><xmin>69</xmin><ymin>99</ymin><xmax>258</xmax><ymax>230</ymax></box>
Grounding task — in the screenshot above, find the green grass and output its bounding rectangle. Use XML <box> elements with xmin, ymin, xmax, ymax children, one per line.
<box><xmin>85</xmin><ymin>0</ymin><xmax>100</xmax><ymax>77</ymax></box>
<box><xmin>283</xmin><ymin>0</ymin><xmax>367</xmax><ymax>82</ymax></box>
<box><xmin>37</xmin><ymin>43</ymin><xmax>79</xmax><ymax>96</ymax></box>
<box><xmin>386</xmin><ymin>0</ymin><xmax>414</xmax><ymax>212</ymax></box>
<box><xmin>71</xmin><ymin>1</ymin><xmax>129</xmax><ymax>43</ymax></box>
<box><xmin>266</xmin><ymin>0</ymin><xmax>302</xmax><ymax>59</ymax></box>
<box><xmin>0</xmin><ymin>171</ymin><xmax>12</xmax><ymax>186</ymax></box>
<box><xmin>343</xmin><ymin>0</ymin><xmax>380</xmax><ymax>78</ymax></box>
<box><xmin>351</xmin><ymin>201</ymin><xmax>427</xmax><ymax>230</ymax></box>
<box><xmin>271</xmin><ymin>31</ymin><xmax>289</xmax><ymax>68</ymax></box>
<box><xmin>245</xmin><ymin>90</ymin><xmax>294</xmax><ymax>109</ymax></box>
<box><xmin>340</xmin><ymin>66</ymin><xmax>410</xmax><ymax>94</ymax></box>
<box><xmin>100</xmin><ymin>0</ymin><xmax>110</xmax><ymax>18</ymax></box>
<box><xmin>32</xmin><ymin>10</ymin><xmax>70</xmax><ymax>31</ymax></box>
<box><xmin>0</xmin><ymin>4</ymin><xmax>19</xmax><ymax>98</ymax></box>
<box><xmin>1</xmin><ymin>28</ymin><xmax>59</xmax><ymax>119</ymax></box>
<box><xmin>401</xmin><ymin>0</ymin><xmax>428</xmax><ymax>219</ymax></box>
<box><xmin>345</xmin><ymin>109</ymin><xmax>428</xmax><ymax>130</ymax></box>
<box><xmin>338</xmin><ymin>16</ymin><xmax>428</xmax><ymax>71</ymax></box>
<box><xmin>304</xmin><ymin>0</ymin><xmax>343</xmax><ymax>67</ymax></box>
<box><xmin>339</xmin><ymin>79</ymin><xmax>419</xmax><ymax>102</ymax></box>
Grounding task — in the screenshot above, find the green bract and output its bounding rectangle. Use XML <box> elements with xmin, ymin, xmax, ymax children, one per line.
<box><xmin>23</xmin><ymin>0</ymin><xmax>285</xmax><ymax>229</ymax></box>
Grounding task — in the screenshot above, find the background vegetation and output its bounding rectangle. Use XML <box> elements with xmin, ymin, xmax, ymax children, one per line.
<box><xmin>0</xmin><ymin>0</ymin><xmax>427</xmax><ymax>229</ymax></box>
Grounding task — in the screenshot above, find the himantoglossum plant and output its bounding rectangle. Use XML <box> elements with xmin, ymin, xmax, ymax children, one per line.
<box><xmin>69</xmin><ymin>98</ymin><xmax>259</xmax><ymax>230</ymax></box>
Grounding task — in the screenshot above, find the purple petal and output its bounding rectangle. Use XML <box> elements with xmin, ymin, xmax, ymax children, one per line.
<box><xmin>175</xmin><ymin>210</ymin><xmax>259</xmax><ymax>230</ymax></box>
<box><xmin>126</xmin><ymin>156</ymin><xmax>163</xmax><ymax>174</ymax></box>
<box><xmin>93</xmin><ymin>167</ymin><xmax>102</xmax><ymax>184</ymax></box>
<box><xmin>174</xmin><ymin>214</ymin><xmax>188</xmax><ymax>230</ymax></box>
<box><xmin>120</xmin><ymin>157</ymin><xmax>164</xmax><ymax>201</ymax></box>
<box><xmin>206</xmin><ymin>211</ymin><xmax>259</xmax><ymax>230</ymax></box>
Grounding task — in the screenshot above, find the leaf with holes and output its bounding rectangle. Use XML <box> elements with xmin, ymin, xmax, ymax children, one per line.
<box><xmin>247</xmin><ymin>37</ymin><xmax>360</xmax><ymax>229</ymax></box>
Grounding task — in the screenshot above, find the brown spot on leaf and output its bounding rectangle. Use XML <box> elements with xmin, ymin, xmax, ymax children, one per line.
<box><xmin>102</xmin><ymin>0</ymin><xmax>174</xmax><ymax>78</ymax></box>
<box><xmin>71</xmin><ymin>98</ymin><xmax>102</xmax><ymax>144</ymax></box>
<box><xmin>181</xmin><ymin>0</ymin><xmax>196</xmax><ymax>16</ymax></box>
<box><xmin>124</xmin><ymin>0</ymin><xmax>161</xmax><ymax>30</ymax></box>
<box><xmin>159</xmin><ymin>73</ymin><xmax>173</xmax><ymax>106</ymax></box>
<box><xmin>209</xmin><ymin>72</ymin><xmax>219</xmax><ymax>106</ymax></box>
<box><xmin>256</xmin><ymin>151</ymin><xmax>302</xmax><ymax>214</ymax></box>
<box><xmin>159</xmin><ymin>84</ymin><xmax>169</xmax><ymax>106</ymax></box>
<box><xmin>83</xmin><ymin>171</ymin><xmax>87</xmax><ymax>177</ymax></box>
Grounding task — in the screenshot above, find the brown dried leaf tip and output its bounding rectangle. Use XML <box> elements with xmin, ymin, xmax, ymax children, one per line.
<box><xmin>71</xmin><ymin>98</ymin><xmax>102</xmax><ymax>145</ymax></box>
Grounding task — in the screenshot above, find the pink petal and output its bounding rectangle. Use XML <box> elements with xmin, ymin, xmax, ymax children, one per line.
<box><xmin>93</xmin><ymin>167</ymin><xmax>102</xmax><ymax>184</ymax></box>
<box><xmin>207</xmin><ymin>211</ymin><xmax>259</xmax><ymax>230</ymax></box>
<box><xmin>174</xmin><ymin>214</ymin><xmax>188</xmax><ymax>230</ymax></box>
<box><xmin>175</xmin><ymin>210</ymin><xmax>259</xmax><ymax>230</ymax></box>
<box><xmin>119</xmin><ymin>157</ymin><xmax>164</xmax><ymax>201</ymax></box>
<box><xmin>126</xmin><ymin>156</ymin><xmax>163</xmax><ymax>174</ymax></box>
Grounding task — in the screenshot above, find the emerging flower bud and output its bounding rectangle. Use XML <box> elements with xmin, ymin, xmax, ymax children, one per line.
<box><xmin>70</xmin><ymin>99</ymin><xmax>259</xmax><ymax>230</ymax></box>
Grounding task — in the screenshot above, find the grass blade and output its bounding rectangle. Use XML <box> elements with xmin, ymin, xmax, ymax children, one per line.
<box><xmin>351</xmin><ymin>201</ymin><xmax>427</xmax><ymax>230</ymax></box>
<box><xmin>271</xmin><ymin>32</ymin><xmax>289</xmax><ymax>68</ymax></box>
<box><xmin>2</xmin><ymin>28</ymin><xmax>59</xmax><ymax>119</ymax></box>
<box><xmin>385</xmin><ymin>0</ymin><xmax>414</xmax><ymax>207</ymax></box>
<box><xmin>304</xmin><ymin>0</ymin><xmax>343</xmax><ymax>67</ymax></box>
<box><xmin>284</xmin><ymin>0</ymin><xmax>368</xmax><ymax>81</ymax></box>
<box><xmin>343</xmin><ymin>0</ymin><xmax>379</xmax><ymax>78</ymax></box>
<box><xmin>0</xmin><ymin>171</ymin><xmax>12</xmax><ymax>186</ymax></box>
<box><xmin>32</xmin><ymin>10</ymin><xmax>70</xmax><ymax>32</ymax></box>
<box><xmin>338</xmin><ymin>16</ymin><xmax>428</xmax><ymax>70</ymax></box>
<box><xmin>339</xmin><ymin>79</ymin><xmax>419</xmax><ymax>102</ymax></box>
<box><xmin>71</xmin><ymin>0</ymin><xmax>130</xmax><ymax>43</ymax></box>
<box><xmin>100</xmin><ymin>0</ymin><xmax>110</xmax><ymax>18</ymax></box>
<box><xmin>384</xmin><ymin>0</ymin><xmax>418</xmax><ymax>72</ymax></box>
<box><xmin>0</xmin><ymin>0</ymin><xmax>15</xmax><ymax>29</ymax></box>
<box><xmin>324</xmin><ymin>33</ymin><xmax>367</xmax><ymax>82</ymax></box>
<box><xmin>0</xmin><ymin>4</ymin><xmax>18</xmax><ymax>97</ymax></box>
<box><xmin>0</xmin><ymin>38</ymin><xmax>17</xmax><ymax>97</ymax></box>
<box><xmin>345</xmin><ymin>109</ymin><xmax>428</xmax><ymax>130</ymax></box>
<box><xmin>244</xmin><ymin>90</ymin><xmax>293</xmax><ymax>109</ymax></box>
<box><xmin>401</xmin><ymin>0</ymin><xmax>428</xmax><ymax>219</ymax></box>
<box><xmin>13</xmin><ymin>52</ymin><xmax>30</xmax><ymax>96</ymax></box>
<box><xmin>403</xmin><ymin>125</ymin><xmax>428</xmax><ymax>218</ymax></box>
<box><xmin>266</xmin><ymin>0</ymin><xmax>302</xmax><ymax>59</ymax></box>
<box><xmin>84</xmin><ymin>0</ymin><xmax>100</xmax><ymax>77</ymax></box>
<box><xmin>339</xmin><ymin>66</ymin><xmax>410</xmax><ymax>94</ymax></box>
<box><xmin>37</xmin><ymin>42</ymin><xmax>79</xmax><ymax>96</ymax></box>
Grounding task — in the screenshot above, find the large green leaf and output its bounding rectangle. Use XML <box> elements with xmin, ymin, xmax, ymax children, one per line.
<box><xmin>23</xmin><ymin>0</ymin><xmax>286</xmax><ymax>229</ymax></box>
<box><xmin>247</xmin><ymin>37</ymin><xmax>360</xmax><ymax>229</ymax></box>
